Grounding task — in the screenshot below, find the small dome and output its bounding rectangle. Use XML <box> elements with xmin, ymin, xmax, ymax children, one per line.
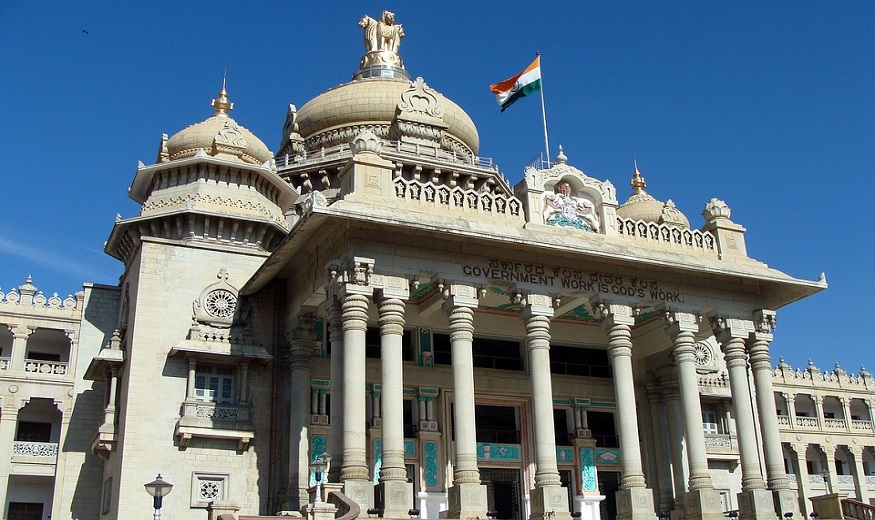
<box><xmin>165</xmin><ymin>85</ymin><xmax>272</xmax><ymax>166</ymax></box>
<box><xmin>617</xmin><ymin>163</ymin><xmax>690</xmax><ymax>228</ymax></box>
<box><xmin>296</xmin><ymin>76</ymin><xmax>480</xmax><ymax>155</ymax></box>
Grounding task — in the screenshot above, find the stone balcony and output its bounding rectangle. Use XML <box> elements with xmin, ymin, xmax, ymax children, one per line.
<box><xmin>23</xmin><ymin>359</ymin><xmax>68</xmax><ymax>376</ymax></box>
<box><xmin>10</xmin><ymin>441</ymin><xmax>58</xmax><ymax>476</ymax></box>
<box><xmin>175</xmin><ymin>400</ymin><xmax>255</xmax><ymax>451</ymax></box>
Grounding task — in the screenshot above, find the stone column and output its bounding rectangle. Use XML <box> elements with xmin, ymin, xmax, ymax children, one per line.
<box><xmin>789</xmin><ymin>444</ymin><xmax>811</xmax><ymax>516</ymax></box>
<box><xmin>848</xmin><ymin>445</ymin><xmax>870</xmax><ymax>504</ymax></box>
<box><xmin>0</xmin><ymin>398</ymin><xmax>19</xmax><ymax>512</ymax></box>
<box><xmin>659</xmin><ymin>366</ymin><xmax>690</xmax><ymax>516</ymax></box>
<box><xmin>784</xmin><ymin>393</ymin><xmax>797</xmax><ymax>430</ymax></box>
<box><xmin>644</xmin><ymin>372</ymin><xmax>675</xmax><ymax>515</ymax></box>
<box><xmin>840</xmin><ymin>398</ymin><xmax>853</xmax><ymax>432</ymax></box>
<box><xmin>288</xmin><ymin>311</ymin><xmax>316</xmax><ymax>511</ymax></box>
<box><xmin>8</xmin><ymin>325</ymin><xmax>32</xmax><ymax>371</ymax></box>
<box><xmin>50</xmin><ymin>399</ymin><xmax>72</xmax><ymax>520</ymax></box>
<box><xmin>817</xmin><ymin>444</ymin><xmax>838</xmax><ymax>495</ymax></box>
<box><xmin>813</xmin><ymin>396</ymin><xmax>826</xmax><ymax>430</ymax></box>
<box><xmin>327</xmin><ymin>299</ymin><xmax>345</xmax><ymax>483</ymax></box>
<box><xmin>665</xmin><ymin>311</ymin><xmax>722</xmax><ymax>520</ymax></box>
<box><xmin>376</xmin><ymin>282</ymin><xmax>413</xmax><ymax>518</ymax></box>
<box><xmin>339</xmin><ymin>290</ymin><xmax>373</xmax><ymax>509</ymax></box>
<box><xmin>521</xmin><ymin>293</ymin><xmax>572</xmax><ymax>520</ymax></box>
<box><xmin>443</xmin><ymin>284</ymin><xmax>487</xmax><ymax>519</ymax></box>
<box><xmin>749</xmin><ymin>310</ymin><xmax>798</xmax><ymax>517</ymax></box>
<box><xmin>712</xmin><ymin>317</ymin><xmax>773</xmax><ymax>520</ymax></box>
<box><xmin>592</xmin><ymin>302</ymin><xmax>655</xmax><ymax>520</ymax></box>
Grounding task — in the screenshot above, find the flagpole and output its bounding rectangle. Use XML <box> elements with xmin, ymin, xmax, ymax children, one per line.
<box><xmin>537</xmin><ymin>51</ymin><xmax>551</xmax><ymax>162</ymax></box>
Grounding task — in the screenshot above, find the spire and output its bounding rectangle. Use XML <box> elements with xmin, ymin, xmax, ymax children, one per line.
<box><xmin>631</xmin><ymin>160</ymin><xmax>647</xmax><ymax>193</ymax></box>
<box><xmin>211</xmin><ymin>75</ymin><xmax>234</xmax><ymax>116</ymax></box>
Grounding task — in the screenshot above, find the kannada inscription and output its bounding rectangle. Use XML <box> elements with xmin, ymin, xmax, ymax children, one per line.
<box><xmin>462</xmin><ymin>259</ymin><xmax>685</xmax><ymax>303</ymax></box>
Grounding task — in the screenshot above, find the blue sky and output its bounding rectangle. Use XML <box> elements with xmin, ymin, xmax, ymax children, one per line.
<box><xmin>1</xmin><ymin>2</ymin><xmax>872</xmax><ymax>371</ymax></box>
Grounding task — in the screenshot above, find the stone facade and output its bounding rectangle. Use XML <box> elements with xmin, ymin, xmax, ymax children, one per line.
<box><xmin>1</xmin><ymin>11</ymin><xmax>871</xmax><ymax>520</ymax></box>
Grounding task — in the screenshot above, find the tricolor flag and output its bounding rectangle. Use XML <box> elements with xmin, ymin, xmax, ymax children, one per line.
<box><xmin>490</xmin><ymin>56</ymin><xmax>542</xmax><ymax>112</ymax></box>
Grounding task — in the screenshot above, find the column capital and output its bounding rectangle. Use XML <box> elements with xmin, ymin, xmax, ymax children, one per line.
<box><xmin>515</xmin><ymin>291</ymin><xmax>559</xmax><ymax>319</ymax></box>
<box><xmin>753</xmin><ymin>309</ymin><xmax>777</xmax><ymax>334</ymax></box>
<box><xmin>644</xmin><ymin>372</ymin><xmax>665</xmax><ymax>404</ymax></box>
<box><xmin>326</xmin><ymin>257</ymin><xmax>376</xmax><ymax>299</ymax></box>
<box><xmin>591</xmin><ymin>301</ymin><xmax>635</xmax><ymax>328</ymax></box>
<box><xmin>710</xmin><ymin>316</ymin><xmax>755</xmax><ymax>342</ymax></box>
<box><xmin>782</xmin><ymin>392</ymin><xmax>796</xmax><ymax>403</ymax></box>
<box><xmin>377</xmin><ymin>297</ymin><xmax>406</xmax><ymax>336</ymax></box>
<box><xmin>440</xmin><ymin>282</ymin><xmax>481</xmax><ymax>310</ymax></box>
<box><xmin>663</xmin><ymin>310</ymin><xmax>701</xmax><ymax>335</ymax></box>
<box><xmin>374</xmin><ymin>275</ymin><xmax>410</xmax><ymax>301</ymax></box>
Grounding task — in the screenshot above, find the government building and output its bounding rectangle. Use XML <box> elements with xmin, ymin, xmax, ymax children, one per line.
<box><xmin>1</xmin><ymin>11</ymin><xmax>873</xmax><ymax>520</ymax></box>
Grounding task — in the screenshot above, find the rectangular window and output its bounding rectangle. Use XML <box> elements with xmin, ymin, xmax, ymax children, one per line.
<box><xmin>431</xmin><ymin>334</ymin><xmax>523</xmax><ymax>371</ymax></box>
<box><xmin>195</xmin><ymin>365</ymin><xmax>235</xmax><ymax>404</ymax></box>
<box><xmin>588</xmin><ymin>411</ymin><xmax>618</xmax><ymax>447</ymax></box>
<box><xmin>702</xmin><ymin>411</ymin><xmax>719</xmax><ymax>434</ymax></box>
<box><xmin>550</xmin><ymin>345</ymin><xmax>612</xmax><ymax>378</ymax></box>
<box><xmin>16</xmin><ymin>421</ymin><xmax>52</xmax><ymax>442</ymax></box>
<box><xmin>8</xmin><ymin>503</ymin><xmax>44</xmax><ymax>520</ymax></box>
<box><xmin>365</xmin><ymin>327</ymin><xmax>414</xmax><ymax>361</ymax></box>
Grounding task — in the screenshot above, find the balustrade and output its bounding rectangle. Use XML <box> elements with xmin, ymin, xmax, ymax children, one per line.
<box><xmin>824</xmin><ymin>418</ymin><xmax>847</xmax><ymax>429</ymax></box>
<box><xmin>0</xmin><ymin>357</ymin><xmax>8</xmax><ymax>370</ymax></box>
<box><xmin>796</xmin><ymin>416</ymin><xmax>819</xmax><ymax>428</ymax></box>
<box><xmin>852</xmin><ymin>419</ymin><xmax>872</xmax><ymax>430</ymax></box>
<box><xmin>12</xmin><ymin>441</ymin><xmax>59</xmax><ymax>459</ymax></box>
<box><xmin>23</xmin><ymin>359</ymin><xmax>67</xmax><ymax>375</ymax></box>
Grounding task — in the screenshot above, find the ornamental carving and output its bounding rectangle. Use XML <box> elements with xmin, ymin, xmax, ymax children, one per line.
<box><xmin>193</xmin><ymin>268</ymin><xmax>240</xmax><ymax>328</ymax></box>
<box><xmin>358</xmin><ymin>11</ymin><xmax>405</xmax><ymax>68</ymax></box>
<box><xmin>398</xmin><ymin>77</ymin><xmax>444</xmax><ymax>119</ymax></box>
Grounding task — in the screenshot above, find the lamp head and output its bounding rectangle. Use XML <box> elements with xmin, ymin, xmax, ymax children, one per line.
<box><xmin>144</xmin><ymin>474</ymin><xmax>173</xmax><ymax>498</ymax></box>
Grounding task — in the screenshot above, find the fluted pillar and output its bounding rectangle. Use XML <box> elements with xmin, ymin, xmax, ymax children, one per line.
<box><xmin>789</xmin><ymin>444</ymin><xmax>811</xmax><ymax>515</ymax></box>
<box><xmin>593</xmin><ymin>302</ymin><xmax>655</xmax><ymax>520</ymax></box>
<box><xmin>784</xmin><ymin>393</ymin><xmax>797</xmax><ymax>430</ymax></box>
<box><xmin>287</xmin><ymin>311</ymin><xmax>316</xmax><ymax>511</ymax></box>
<box><xmin>340</xmin><ymin>292</ymin><xmax>371</xmax><ymax>485</ymax></box>
<box><xmin>848</xmin><ymin>445</ymin><xmax>870</xmax><ymax>504</ymax></box>
<box><xmin>521</xmin><ymin>293</ymin><xmax>572</xmax><ymax>520</ymax></box>
<box><xmin>749</xmin><ymin>310</ymin><xmax>799</xmax><ymax>517</ymax></box>
<box><xmin>0</xmin><ymin>399</ymin><xmax>19</xmax><ymax>512</ymax></box>
<box><xmin>9</xmin><ymin>325</ymin><xmax>32</xmax><ymax>371</ymax></box>
<box><xmin>644</xmin><ymin>373</ymin><xmax>675</xmax><ymax>515</ymax></box>
<box><xmin>327</xmin><ymin>299</ymin><xmax>345</xmax><ymax>483</ymax></box>
<box><xmin>712</xmin><ymin>317</ymin><xmax>773</xmax><ymax>520</ymax></box>
<box><xmin>813</xmin><ymin>396</ymin><xmax>826</xmax><ymax>430</ymax></box>
<box><xmin>376</xmin><ymin>282</ymin><xmax>413</xmax><ymax>518</ymax></box>
<box><xmin>444</xmin><ymin>284</ymin><xmax>487</xmax><ymax>519</ymax></box>
<box><xmin>665</xmin><ymin>311</ymin><xmax>723</xmax><ymax>520</ymax></box>
<box><xmin>658</xmin><ymin>366</ymin><xmax>690</xmax><ymax>515</ymax></box>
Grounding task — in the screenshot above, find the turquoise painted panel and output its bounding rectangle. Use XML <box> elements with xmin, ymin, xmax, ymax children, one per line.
<box><xmin>580</xmin><ymin>447</ymin><xmax>597</xmax><ymax>491</ymax></box>
<box><xmin>556</xmin><ymin>447</ymin><xmax>574</xmax><ymax>463</ymax></box>
<box><xmin>424</xmin><ymin>441</ymin><xmax>438</xmax><ymax>487</ymax></box>
<box><xmin>477</xmin><ymin>442</ymin><xmax>521</xmax><ymax>461</ymax></box>
<box><xmin>404</xmin><ymin>439</ymin><xmax>416</xmax><ymax>457</ymax></box>
<box><xmin>374</xmin><ymin>439</ymin><xmax>383</xmax><ymax>483</ymax></box>
<box><xmin>594</xmin><ymin>448</ymin><xmax>622</xmax><ymax>465</ymax></box>
<box><xmin>310</xmin><ymin>435</ymin><xmax>328</xmax><ymax>485</ymax></box>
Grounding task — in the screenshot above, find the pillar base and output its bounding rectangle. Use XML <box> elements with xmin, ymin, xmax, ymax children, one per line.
<box><xmin>376</xmin><ymin>480</ymin><xmax>414</xmax><ymax>518</ymax></box>
<box><xmin>772</xmin><ymin>488</ymin><xmax>800</xmax><ymax>518</ymax></box>
<box><xmin>446</xmin><ymin>482</ymin><xmax>488</xmax><ymax>519</ymax></box>
<box><xmin>530</xmin><ymin>485</ymin><xmax>573</xmax><ymax>520</ymax></box>
<box><xmin>738</xmin><ymin>489</ymin><xmax>777</xmax><ymax>520</ymax></box>
<box><xmin>307</xmin><ymin>502</ymin><xmax>338</xmax><ymax>520</ymax></box>
<box><xmin>681</xmin><ymin>489</ymin><xmax>725</xmax><ymax>520</ymax></box>
<box><xmin>343</xmin><ymin>480</ymin><xmax>375</xmax><ymax>518</ymax></box>
<box><xmin>614</xmin><ymin>488</ymin><xmax>657</xmax><ymax>520</ymax></box>
<box><xmin>573</xmin><ymin>494</ymin><xmax>605</xmax><ymax>520</ymax></box>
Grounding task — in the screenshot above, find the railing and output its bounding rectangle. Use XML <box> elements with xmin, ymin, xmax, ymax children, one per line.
<box><xmin>838</xmin><ymin>475</ymin><xmax>855</xmax><ymax>486</ymax></box>
<box><xmin>842</xmin><ymin>498</ymin><xmax>875</xmax><ymax>520</ymax></box>
<box><xmin>275</xmin><ymin>140</ymin><xmax>499</xmax><ymax>172</ymax></box>
<box><xmin>796</xmin><ymin>417</ymin><xmax>819</xmax><ymax>428</ymax></box>
<box><xmin>824</xmin><ymin>418</ymin><xmax>847</xmax><ymax>429</ymax></box>
<box><xmin>23</xmin><ymin>359</ymin><xmax>67</xmax><ymax>376</ymax></box>
<box><xmin>787</xmin><ymin>474</ymin><xmax>797</xmax><ymax>484</ymax></box>
<box><xmin>616</xmin><ymin>217</ymin><xmax>717</xmax><ymax>255</ymax></box>
<box><xmin>852</xmin><ymin>420</ymin><xmax>872</xmax><ymax>430</ymax></box>
<box><xmin>12</xmin><ymin>441</ymin><xmax>59</xmax><ymax>459</ymax></box>
<box><xmin>0</xmin><ymin>357</ymin><xmax>8</xmax><ymax>370</ymax></box>
<box><xmin>525</xmin><ymin>153</ymin><xmax>554</xmax><ymax>171</ymax></box>
<box><xmin>777</xmin><ymin>415</ymin><xmax>791</xmax><ymax>426</ymax></box>
<box><xmin>704</xmin><ymin>434</ymin><xmax>736</xmax><ymax>449</ymax></box>
<box><xmin>866</xmin><ymin>476</ymin><xmax>875</xmax><ymax>486</ymax></box>
<box><xmin>394</xmin><ymin>177</ymin><xmax>523</xmax><ymax>220</ymax></box>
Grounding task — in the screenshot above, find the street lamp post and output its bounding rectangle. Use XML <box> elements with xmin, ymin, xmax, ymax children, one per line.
<box><xmin>309</xmin><ymin>453</ymin><xmax>332</xmax><ymax>504</ymax></box>
<box><xmin>144</xmin><ymin>474</ymin><xmax>174</xmax><ymax>520</ymax></box>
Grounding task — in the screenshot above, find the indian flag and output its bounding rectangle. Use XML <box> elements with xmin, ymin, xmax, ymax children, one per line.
<box><xmin>490</xmin><ymin>56</ymin><xmax>542</xmax><ymax>112</ymax></box>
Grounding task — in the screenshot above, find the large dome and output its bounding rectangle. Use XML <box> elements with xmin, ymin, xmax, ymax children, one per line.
<box><xmin>165</xmin><ymin>86</ymin><xmax>272</xmax><ymax>166</ymax></box>
<box><xmin>296</xmin><ymin>76</ymin><xmax>480</xmax><ymax>155</ymax></box>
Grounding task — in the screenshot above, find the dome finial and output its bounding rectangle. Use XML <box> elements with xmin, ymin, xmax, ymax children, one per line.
<box><xmin>631</xmin><ymin>160</ymin><xmax>647</xmax><ymax>192</ymax></box>
<box><xmin>211</xmin><ymin>72</ymin><xmax>234</xmax><ymax>116</ymax></box>
<box><xmin>555</xmin><ymin>145</ymin><xmax>567</xmax><ymax>164</ymax></box>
